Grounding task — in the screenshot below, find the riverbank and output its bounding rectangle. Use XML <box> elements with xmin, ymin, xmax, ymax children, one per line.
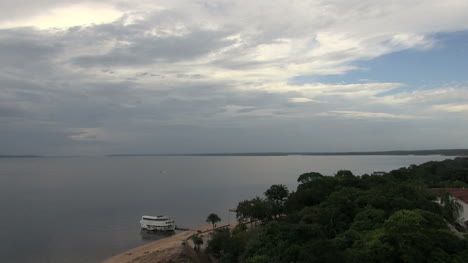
<box><xmin>102</xmin><ymin>224</ymin><xmax>230</xmax><ymax>263</ymax></box>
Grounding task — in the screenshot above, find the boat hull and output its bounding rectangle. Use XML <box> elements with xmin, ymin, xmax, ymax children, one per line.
<box><xmin>140</xmin><ymin>223</ymin><xmax>176</xmax><ymax>231</ymax></box>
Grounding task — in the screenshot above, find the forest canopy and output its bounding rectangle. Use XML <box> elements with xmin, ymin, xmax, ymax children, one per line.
<box><xmin>206</xmin><ymin>157</ymin><xmax>468</xmax><ymax>263</ymax></box>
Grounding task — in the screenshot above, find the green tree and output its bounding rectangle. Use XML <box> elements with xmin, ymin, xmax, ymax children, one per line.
<box><xmin>250</xmin><ymin>197</ymin><xmax>272</xmax><ymax>223</ymax></box>
<box><xmin>206</xmin><ymin>228</ymin><xmax>231</xmax><ymax>257</ymax></box>
<box><xmin>297</xmin><ymin>172</ymin><xmax>323</xmax><ymax>184</ymax></box>
<box><xmin>264</xmin><ymin>184</ymin><xmax>289</xmax><ymax>218</ymax></box>
<box><xmin>190</xmin><ymin>234</ymin><xmax>203</xmax><ymax>252</ymax></box>
<box><xmin>287</xmin><ymin>176</ymin><xmax>337</xmax><ymax>211</ymax></box>
<box><xmin>335</xmin><ymin>170</ymin><xmax>354</xmax><ymax>178</ymax></box>
<box><xmin>236</xmin><ymin>197</ymin><xmax>272</xmax><ymax>224</ymax></box>
<box><xmin>382</xmin><ymin>209</ymin><xmax>453</xmax><ymax>262</ymax></box>
<box><xmin>207</xmin><ymin>213</ymin><xmax>222</xmax><ymax>229</ymax></box>
<box><xmin>350</xmin><ymin>208</ymin><xmax>386</xmax><ymax>231</ymax></box>
<box><xmin>264</xmin><ymin>184</ymin><xmax>289</xmax><ymax>202</ymax></box>
<box><xmin>236</xmin><ymin>199</ymin><xmax>254</xmax><ymax>223</ymax></box>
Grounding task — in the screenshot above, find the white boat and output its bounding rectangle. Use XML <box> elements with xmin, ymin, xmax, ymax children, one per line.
<box><xmin>140</xmin><ymin>215</ymin><xmax>176</xmax><ymax>231</ymax></box>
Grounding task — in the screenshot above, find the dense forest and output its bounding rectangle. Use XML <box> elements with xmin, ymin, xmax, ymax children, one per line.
<box><xmin>205</xmin><ymin>157</ymin><xmax>468</xmax><ymax>263</ymax></box>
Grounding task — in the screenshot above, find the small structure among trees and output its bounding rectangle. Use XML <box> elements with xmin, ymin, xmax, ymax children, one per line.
<box><xmin>430</xmin><ymin>188</ymin><xmax>468</xmax><ymax>230</ymax></box>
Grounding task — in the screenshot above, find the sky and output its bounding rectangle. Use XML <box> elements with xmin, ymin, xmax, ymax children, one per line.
<box><xmin>1</xmin><ymin>0</ymin><xmax>468</xmax><ymax>155</ymax></box>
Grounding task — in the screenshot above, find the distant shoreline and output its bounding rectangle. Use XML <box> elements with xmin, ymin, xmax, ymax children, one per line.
<box><xmin>2</xmin><ymin>149</ymin><xmax>468</xmax><ymax>158</ymax></box>
<box><xmin>107</xmin><ymin>149</ymin><xmax>468</xmax><ymax>157</ymax></box>
<box><xmin>0</xmin><ymin>155</ymin><xmax>41</xmax><ymax>158</ymax></box>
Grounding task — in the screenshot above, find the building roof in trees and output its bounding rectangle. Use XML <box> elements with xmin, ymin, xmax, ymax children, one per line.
<box><xmin>430</xmin><ymin>188</ymin><xmax>468</xmax><ymax>204</ymax></box>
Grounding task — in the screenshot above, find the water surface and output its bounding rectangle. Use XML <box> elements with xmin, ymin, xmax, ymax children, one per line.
<box><xmin>0</xmin><ymin>155</ymin><xmax>454</xmax><ymax>262</ymax></box>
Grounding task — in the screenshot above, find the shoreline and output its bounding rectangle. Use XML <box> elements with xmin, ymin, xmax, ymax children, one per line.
<box><xmin>102</xmin><ymin>224</ymin><xmax>231</xmax><ymax>263</ymax></box>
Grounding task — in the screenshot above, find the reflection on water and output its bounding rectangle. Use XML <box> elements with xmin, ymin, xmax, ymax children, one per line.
<box><xmin>140</xmin><ymin>230</ymin><xmax>176</xmax><ymax>241</ymax></box>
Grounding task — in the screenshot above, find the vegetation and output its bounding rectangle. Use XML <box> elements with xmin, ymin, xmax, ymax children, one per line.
<box><xmin>438</xmin><ymin>190</ymin><xmax>464</xmax><ymax>224</ymax></box>
<box><xmin>206</xmin><ymin>213</ymin><xmax>222</xmax><ymax>229</ymax></box>
<box><xmin>190</xmin><ymin>234</ymin><xmax>203</xmax><ymax>252</ymax></box>
<box><xmin>206</xmin><ymin>157</ymin><xmax>468</xmax><ymax>263</ymax></box>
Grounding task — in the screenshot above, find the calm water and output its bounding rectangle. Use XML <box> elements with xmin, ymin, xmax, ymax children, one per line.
<box><xmin>0</xmin><ymin>155</ymin><xmax>454</xmax><ymax>262</ymax></box>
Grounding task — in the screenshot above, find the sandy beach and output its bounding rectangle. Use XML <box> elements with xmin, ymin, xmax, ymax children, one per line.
<box><xmin>102</xmin><ymin>225</ymin><xmax>228</xmax><ymax>263</ymax></box>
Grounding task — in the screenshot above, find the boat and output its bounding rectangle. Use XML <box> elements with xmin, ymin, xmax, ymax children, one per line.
<box><xmin>140</xmin><ymin>215</ymin><xmax>176</xmax><ymax>231</ymax></box>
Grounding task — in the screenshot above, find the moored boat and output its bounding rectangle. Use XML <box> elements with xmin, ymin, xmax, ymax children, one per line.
<box><xmin>140</xmin><ymin>215</ymin><xmax>176</xmax><ymax>231</ymax></box>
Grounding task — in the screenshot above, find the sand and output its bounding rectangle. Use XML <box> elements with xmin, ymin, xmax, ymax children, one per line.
<box><xmin>101</xmin><ymin>225</ymin><xmax>227</xmax><ymax>263</ymax></box>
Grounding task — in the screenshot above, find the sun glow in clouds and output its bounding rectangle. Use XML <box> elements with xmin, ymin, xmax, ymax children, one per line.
<box><xmin>0</xmin><ymin>3</ymin><xmax>122</xmax><ymax>29</ymax></box>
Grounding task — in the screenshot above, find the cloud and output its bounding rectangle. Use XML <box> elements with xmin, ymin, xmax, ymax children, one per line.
<box><xmin>0</xmin><ymin>3</ymin><xmax>122</xmax><ymax>29</ymax></box>
<box><xmin>1</xmin><ymin>0</ymin><xmax>468</xmax><ymax>154</ymax></box>
<box><xmin>318</xmin><ymin>111</ymin><xmax>429</xmax><ymax>120</ymax></box>
<box><xmin>382</xmin><ymin>84</ymin><xmax>468</xmax><ymax>101</ymax></box>
<box><xmin>0</xmin><ymin>28</ymin><xmax>62</xmax><ymax>69</ymax></box>
<box><xmin>245</xmin><ymin>82</ymin><xmax>403</xmax><ymax>101</ymax></box>
<box><xmin>289</xmin><ymin>97</ymin><xmax>319</xmax><ymax>103</ymax></box>
<box><xmin>432</xmin><ymin>104</ymin><xmax>468</xmax><ymax>112</ymax></box>
<box><xmin>68</xmin><ymin>128</ymin><xmax>104</xmax><ymax>141</ymax></box>
<box><xmin>72</xmin><ymin>29</ymin><xmax>235</xmax><ymax>66</ymax></box>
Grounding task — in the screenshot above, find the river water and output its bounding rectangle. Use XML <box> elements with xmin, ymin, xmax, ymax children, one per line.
<box><xmin>0</xmin><ymin>155</ymin><xmax>454</xmax><ymax>262</ymax></box>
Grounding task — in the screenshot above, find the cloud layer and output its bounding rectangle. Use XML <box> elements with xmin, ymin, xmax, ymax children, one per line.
<box><xmin>1</xmin><ymin>0</ymin><xmax>468</xmax><ymax>154</ymax></box>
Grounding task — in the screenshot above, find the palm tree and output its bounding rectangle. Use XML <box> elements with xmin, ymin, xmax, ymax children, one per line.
<box><xmin>206</xmin><ymin>213</ymin><xmax>221</xmax><ymax>230</ymax></box>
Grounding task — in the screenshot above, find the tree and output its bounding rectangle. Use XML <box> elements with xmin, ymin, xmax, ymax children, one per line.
<box><xmin>190</xmin><ymin>234</ymin><xmax>203</xmax><ymax>252</ymax></box>
<box><xmin>350</xmin><ymin>208</ymin><xmax>386</xmax><ymax>231</ymax></box>
<box><xmin>265</xmin><ymin>184</ymin><xmax>289</xmax><ymax>218</ymax></box>
<box><xmin>265</xmin><ymin>184</ymin><xmax>289</xmax><ymax>202</ymax></box>
<box><xmin>236</xmin><ymin>199</ymin><xmax>254</xmax><ymax>223</ymax></box>
<box><xmin>206</xmin><ymin>213</ymin><xmax>221</xmax><ymax>229</ymax></box>
<box><xmin>297</xmin><ymin>172</ymin><xmax>323</xmax><ymax>184</ymax></box>
<box><xmin>347</xmin><ymin>209</ymin><xmax>458</xmax><ymax>263</ymax></box>
<box><xmin>206</xmin><ymin>228</ymin><xmax>231</xmax><ymax>257</ymax></box>
<box><xmin>250</xmin><ymin>197</ymin><xmax>273</xmax><ymax>223</ymax></box>
<box><xmin>381</xmin><ymin>209</ymin><xmax>452</xmax><ymax>262</ymax></box>
<box><xmin>335</xmin><ymin>170</ymin><xmax>354</xmax><ymax>178</ymax></box>
<box><xmin>236</xmin><ymin>197</ymin><xmax>272</xmax><ymax>224</ymax></box>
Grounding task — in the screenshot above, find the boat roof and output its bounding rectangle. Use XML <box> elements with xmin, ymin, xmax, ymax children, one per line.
<box><xmin>142</xmin><ymin>215</ymin><xmax>171</xmax><ymax>220</ymax></box>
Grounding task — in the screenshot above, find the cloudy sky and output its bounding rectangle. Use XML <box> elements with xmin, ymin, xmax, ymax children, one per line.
<box><xmin>1</xmin><ymin>0</ymin><xmax>468</xmax><ymax>155</ymax></box>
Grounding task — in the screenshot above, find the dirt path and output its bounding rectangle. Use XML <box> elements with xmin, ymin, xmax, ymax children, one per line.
<box><xmin>101</xmin><ymin>225</ymin><xmax>229</xmax><ymax>263</ymax></box>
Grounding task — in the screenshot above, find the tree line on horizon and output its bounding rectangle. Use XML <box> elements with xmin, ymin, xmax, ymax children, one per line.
<box><xmin>204</xmin><ymin>157</ymin><xmax>468</xmax><ymax>263</ymax></box>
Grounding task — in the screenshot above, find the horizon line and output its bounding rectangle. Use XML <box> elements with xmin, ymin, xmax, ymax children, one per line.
<box><xmin>2</xmin><ymin>148</ymin><xmax>468</xmax><ymax>158</ymax></box>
